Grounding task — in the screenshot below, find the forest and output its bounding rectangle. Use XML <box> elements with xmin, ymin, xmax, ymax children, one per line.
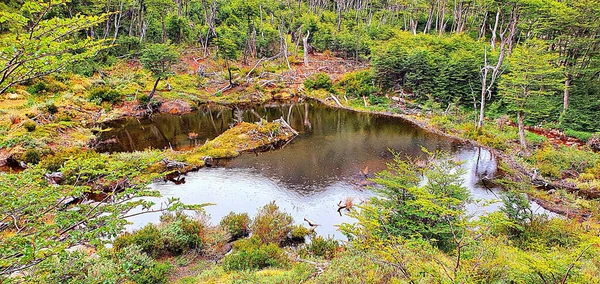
<box><xmin>1</xmin><ymin>0</ymin><xmax>600</xmax><ymax>283</ymax></box>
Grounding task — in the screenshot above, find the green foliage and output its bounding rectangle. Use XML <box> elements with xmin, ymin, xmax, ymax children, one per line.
<box><xmin>0</xmin><ymin>149</ymin><xmax>200</xmax><ymax>276</ymax></box>
<box><xmin>372</xmin><ymin>33</ymin><xmax>484</xmax><ymax>105</ymax></box>
<box><xmin>166</xmin><ymin>15</ymin><xmax>191</xmax><ymax>44</ymax></box>
<box><xmin>88</xmin><ymin>87</ymin><xmax>123</xmax><ymax>104</ymax></box>
<box><xmin>305</xmin><ymin>236</ymin><xmax>339</xmax><ymax>259</ymax></box>
<box><xmin>23</xmin><ymin>121</ymin><xmax>36</xmax><ymax>132</ymax></box>
<box><xmin>565</xmin><ymin>129</ymin><xmax>596</xmax><ymax>142</ymax></box>
<box><xmin>220</xmin><ymin>212</ymin><xmax>251</xmax><ymax>240</ymax></box>
<box><xmin>250</xmin><ymin>201</ymin><xmax>294</xmax><ymax>245</ymax></box>
<box><xmin>501</xmin><ymin>190</ymin><xmax>532</xmax><ymax>230</ymax></box>
<box><xmin>314</xmin><ymin>251</ymin><xmax>394</xmax><ymax>284</ymax></box>
<box><xmin>0</xmin><ymin>0</ymin><xmax>109</xmax><ymax>94</ymax></box>
<box><xmin>222</xmin><ymin>236</ymin><xmax>288</xmax><ymax>271</ymax></box>
<box><xmin>304</xmin><ymin>73</ymin><xmax>333</xmax><ymax>92</ymax></box>
<box><xmin>337</xmin><ymin>70</ymin><xmax>378</xmax><ymax>98</ymax></box>
<box><xmin>24</xmin><ymin>245</ymin><xmax>171</xmax><ymax>284</ymax></box>
<box><xmin>527</xmin><ymin>145</ymin><xmax>600</xmax><ymax>178</ymax></box>
<box><xmin>114</xmin><ymin>212</ymin><xmax>204</xmax><ymax>257</ymax></box>
<box><xmin>140</xmin><ymin>44</ymin><xmax>179</xmax><ymax>78</ymax></box>
<box><xmin>499</xmin><ymin>40</ymin><xmax>563</xmax><ymax>122</ymax></box>
<box><xmin>356</xmin><ymin>151</ymin><xmax>470</xmax><ymax>251</ymax></box>
<box><xmin>289</xmin><ymin>225</ymin><xmax>312</xmax><ymax>241</ymax></box>
<box><xmin>23</xmin><ymin>148</ymin><xmax>41</xmax><ymax>164</ymax></box>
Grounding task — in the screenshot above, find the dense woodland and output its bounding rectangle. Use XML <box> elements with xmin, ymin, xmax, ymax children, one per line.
<box><xmin>1</xmin><ymin>0</ymin><xmax>600</xmax><ymax>283</ymax></box>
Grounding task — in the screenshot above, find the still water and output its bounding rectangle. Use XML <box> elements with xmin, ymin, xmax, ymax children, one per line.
<box><xmin>101</xmin><ymin>102</ymin><xmax>550</xmax><ymax>239</ymax></box>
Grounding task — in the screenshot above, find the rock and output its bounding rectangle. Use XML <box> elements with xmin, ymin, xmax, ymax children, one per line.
<box><xmin>44</xmin><ymin>172</ymin><xmax>63</xmax><ymax>185</ymax></box>
<box><xmin>159</xmin><ymin>100</ymin><xmax>192</xmax><ymax>115</ymax></box>
<box><xmin>5</xmin><ymin>93</ymin><xmax>22</xmax><ymax>100</ymax></box>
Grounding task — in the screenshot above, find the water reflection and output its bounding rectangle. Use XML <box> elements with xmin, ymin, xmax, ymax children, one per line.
<box><xmin>112</xmin><ymin>102</ymin><xmax>553</xmax><ymax>238</ymax></box>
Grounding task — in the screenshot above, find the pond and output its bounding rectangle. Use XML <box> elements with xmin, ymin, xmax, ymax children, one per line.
<box><xmin>100</xmin><ymin>102</ymin><xmax>552</xmax><ymax>239</ymax></box>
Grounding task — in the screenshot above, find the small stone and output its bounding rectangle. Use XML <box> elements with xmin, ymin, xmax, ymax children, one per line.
<box><xmin>5</xmin><ymin>93</ymin><xmax>22</xmax><ymax>100</ymax></box>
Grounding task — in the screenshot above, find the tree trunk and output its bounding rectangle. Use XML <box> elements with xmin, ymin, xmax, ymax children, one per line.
<box><xmin>478</xmin><ymin>67</ymin><xmax>489</xmax><ymax>129</ymax></box>
<box><xmin>303</xmin><ymin>29</ymin><xmax>310</xmax><ymax>67</ymax></box>
<box><xmin>161</xmin><ymin>17</ymin><xmax>166</xmax><ymax>43</ymax></box>
<box><xmin>563</xmin><ymin>75</ymin><xmax>570</xmax><ymax>111</ymax></box>
<box><xmin>490</xmin><ymin>7</ymin><xmax>500</xmax><ymax>50</ymax></box>
<box><xmin>225</xmin><ymin>57</ymin><xmax>233</xmax><ymax>86</ymax></box>
<box><xmin>517</xmin><ymin>111</ymin><xmax>527</xmax><ymax>151</ymax></box>
<box><xmin>147</xmin><ymin>77</ymin><xmax>161</xmax><ymax>109</ymax></box>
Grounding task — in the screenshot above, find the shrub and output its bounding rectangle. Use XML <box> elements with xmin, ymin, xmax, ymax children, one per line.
<box><xmin>27</xmin><ymin>81</ymin><xmax>48</xmax><ymax>95</ymax></box>
<box><xmin>88</xmin><ymin>87</ymin><xmax>123</xmax><ymax>104</ymax></box>
<box><xmin>24</xmin><ymin>121</ymin><xmax>36</xmax><ymax>132</ymax></box>
<box><xmin>338</xmin><ymin>70</ymin><xmax>378</xmax><ymax>98</ymax></box>
<box><xmin>114</xmin><ymin>212</ymin><xmax>204</xmax><ymax>257</ymax></box>
<box><xmin>27</xmin><ymin>244</ymin><xmax>171</xmax><ymax>283</ymax></box>
<box><xmin>114</xmin><ymin>224</ymin><xmax>163</xmax><ymax>256</ymax></box>
<box><xmin>116</xmin><ymin>245</ymin><xmax>172</xmax><ymax>284</ymax></box>
<box><xmin>315</xmin><ymin>251</ymin><xmax>394</xmax><ymax>283</ymax></box>
<box><xmin>304</xmin><ymin>73</ymin><xmax>333</xmax><ymax>92</ymax></box>
<box><xmin>220</xmin><ymin>212</ymin><xmax>250</xmax><ymax>240</ymax></box>
<box><xmin>565</xmin><ymin>129</ymin><xmax>595</xmax><ymax>142</ymax></box>
<box><xmin>160</xmin><ymin>214</ymin><xmax>204</xmax><ymax>255</ymax></box>
<box><xmin>23</xmin><ymin>149</ymin><xmax>41</xmax><ymax>165</ymax></box>
<box><xmin>368</xmin><ymin>94</ymin><xmax>388</xmax><ymax>106</ymax></box>
<box><xmin>45</xmin><ymin>103</ymin><xmax>59</xmax><ymax>115</ymax></box>
<box><xmin>222</xmin><ymin>236</ymin><xmax>288</xmax><ymax>271</ymax></box>
<box><xmin>528</xmin><ymin>145</ymin><xmax>600</xmax><ymax>178</ymax></box>
<box><xmin>305</xmin><ymin>236</ymin><xmax>339</xmax><ymax>259</ymax></box>
<box><xmin>289</xmin><ymin>225</ymin><xmax>312</xmax><ymax>241</ymax></box>
<box><xmin>251</xmin><ymin>201</ymin><xmax>294</xmax><ymax>245</ymax></box>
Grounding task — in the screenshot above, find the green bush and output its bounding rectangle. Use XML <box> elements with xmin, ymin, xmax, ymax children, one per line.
<box><xmin>27</xmin><ymin>245</ymin><xmax>171</xmax><ymax>283</ymax></box>
<box><xmin>27</xmin><ymin>81</ymin><xmax>48</xmax><ymax>95</ymax></box>
<box><xmin>304</xmin><ymin>73</ymin><xmax>333</xmax><ymax>92</ymax></box>
<box><xmin>114</xmin><ymin>212</ymin><xmax>204</xmax><ymax>257</ymax></box>
<box><xmin>114</xmin><ymin>224</ymin><xmax>163</xmax><ymax>257</ymax></box>
<box><xmin>528</xmin><ymin>145</ymin><xmax>600</xmax><ymax>178</ymax></box>
<box><xmin>565</xmin><ymin>129</ymin><xmax>595</xmax><ymax>142</ymax></box>
<box><xmin>88</xmin><ymin>87</ymin><xmax>123</xmax><ymax>104</ymax></box>
<box><xmin>220</xmin><ymin>212</ymin><xmax>250</xmax><ymax>240</ymax></box>
<box><xmin>222</xmin><ymin>236</ymin><xmax>288</xmax><ymax>271</ymax></box>
<box><xmin>24</xmin><ymin>121</ymin><xmax>36</xmax><ymax>132</ymax></box>
<box><xmin>305</xmin><ymin>236</ymin><xmax>339</xmax><ymax>259</ymax></box>
<box><xmin>45</xmin><ymin>103</ymin><xmax>59</xmax><ymax>115</ymax></box>
<box><xmin>23</xmin><ymin>149</ymin><xmax>41</xmax><ymax>165</ymax></box>
<box><xmin>250</xmin><ymin>201</ymin><xmax>294</xmax><ymax>245</ymax></box>
<box><xmin>368</xmin><ymin>94</ymin><xmax>388</xmax><ymax>106</ymax></box>
<box><xmin>289</xmin><ymin>225</ymin><xmax>312</xmax><ymax>241</ymax></box>
<box><xmin>337</xmin><ymin>70</ymin><xmax>378</xmax><ymax>98</ymax></box>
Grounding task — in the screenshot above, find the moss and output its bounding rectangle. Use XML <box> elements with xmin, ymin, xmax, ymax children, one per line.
<box><xmin>181</xmin><ymin>121</ymin><xmax>295</xmax><ymax>166</ymax></box>
<box><xmin>23</xmin><ymin>121</ymin><xmax>36</xmax><ymax>132</ymax></box>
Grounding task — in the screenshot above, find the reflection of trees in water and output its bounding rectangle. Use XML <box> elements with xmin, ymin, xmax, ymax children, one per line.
<box><xmin>98</xmin><ymin>101</ymin><xmax>453</xmax><ymax>190</ymax></box>
<box><xmin>225</xmin><ymin>103</ymin><xmax>454</xmax><ymax>191</ymax></box>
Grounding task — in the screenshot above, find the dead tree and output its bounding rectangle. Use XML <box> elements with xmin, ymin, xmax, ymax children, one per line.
<box><xmin>303</xmin><ymin>29</ymin><xmax>310</xmax><ymax>67</ymax></box>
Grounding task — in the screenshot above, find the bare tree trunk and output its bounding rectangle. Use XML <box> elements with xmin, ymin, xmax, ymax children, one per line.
<box><xmin>563</xmin><ymin>74</ymin><xmax>570</xmax><ymax>111</ymax></box>
<box><xmin>478</xmin><ymin>63</ymin><xmax>489</xmax><ymax>129</ymax></box>
<box><xmin>111</xmin><ymin>0</ymin><xmax>124</xmax><ymax>45</ymax></box>
<box><xmin>478</xmin><ymin>11</ymin><xmax>488</xmax><ymax>40</ymax></box>
<box><xmin>303</xmin><ymin>29</ymin><xmax>310</xmax><ymax>67</ymax></box>
<box><xmin>424</xmin><ymin>4</ymin><xmax>434</xmax><ymax>34</ymax></box>
<box><xmin>517</xmin><ymin>110</ymin><xmax>527</xmax><ymax>151</ymax></box>
<box><xmin>490</xmin><ymin>7</ymin><xmax>500</xmax><ymax>50</ymax></box>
